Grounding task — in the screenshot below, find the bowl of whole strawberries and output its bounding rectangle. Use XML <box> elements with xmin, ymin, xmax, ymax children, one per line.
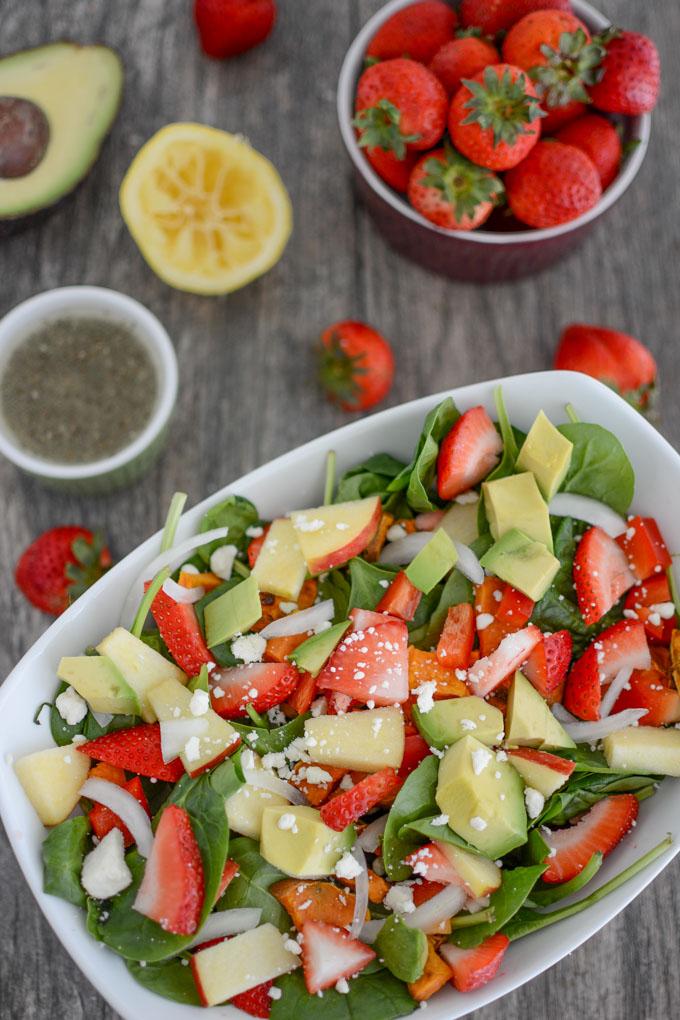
<box><xmin>337</xmin><ymin>0</ymin><xmax>659</xmax><ymax>282</ymax></box>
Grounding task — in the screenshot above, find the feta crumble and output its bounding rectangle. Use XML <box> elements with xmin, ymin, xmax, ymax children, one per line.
<box><xmin>189</xmin><ymin>689</ymin><xmax>210</xmax><ymax>717</ymax></box>
<box><xmin>231</xmin><ymin>633</ymin><xmax>267</xmax><ymax>663</ymax></box>
<box><xmin>471</xmin><ymin>747</ymin><xmax>492</xmax><ymax>775</ymax></box>
<box><xmin>55</xmin><ymin>686</ymin><xmax>88</xmax><ymax>726</ymax></box>
<box><xmin>210</xmin><ymin>544</ymin><xmax>238</xmax><ymax>580</ymax></box>
<box><xmin>81</xmin><ymin>829</ymin><xmax>132</xmax><ymax>900</ymax></box>
<box><xmin>384</xmin><ymin>884</ymin><xmax>415</xmax><ymax>914</ymax></box>
<box><xmin>524</xmin><ymin>787</ymin><xmax>545</xmax><ymax>820</ymax></box>
<box><xmin>335</xmin><ymin>851</ymin><xmax>362</xmax><ymax>881</ymax></box>
<box><xmin>414</xmin><ymin>680</ymin><xmax>437</xmax><ymax>715</ymax></box>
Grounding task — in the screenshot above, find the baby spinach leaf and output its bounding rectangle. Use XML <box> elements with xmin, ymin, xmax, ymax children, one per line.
<box><xmin>558</xmin><ymin>746</ymin><xmax>626</xmax><ymax>775</ymax></box>
<box><xmin>400</xmin><ymin>817</ymin><xmax>479</xmax><ymax>854</ymax></box>
<box><xmin>230</xmin><ymin>714</ymin><xmax>309</xmax><ymax>756</ymax></box>
<box><xmin>218</xmin><ymin>836</ymin><xmax>290</xmax><ymax>931</ymax></box>
<box><xmin>557</xmin><ymin>422</ymin><xmax>635</xmax><ymax>514</ymax></box>
<box><xmin>335</xmin><ymin>453</ymin><xmax>407</xmax><ymax>504</ymax></box>
<box><xmin>450</xmin><ymin>864</ymin><xmax>546</xmax><ymax>948</ymax></box>
<box><xmin>319</xmin><ymin>568</ymin><xmax>351</xmax><ymax>622</ymax></box>
<box><xmin>527</xmin><ymin>853</ymin><xmax>602</xmax><ymax>908</ymax></box>
<box><xmin>525</xmin><ymin>827</ymin><xmax>550</xmax><ymax>865</ymax></box>
<box><xmin>387</xmin><ymin>398</ymin><xmax>459</xmax><ymax>513</ymax></box>
<box><xmin>42</xmin><ymin>815</ymin><xmax>91</xmax><ymax>908</ymax></box>
<box><xmin>347</xmin><ymin>557</ymin><xmax>398</xmax><ymax>611</ymax></box>
<box><xmin>382</xmin><ymin>756</ymin><xmax>439</xmax><ymax>881</ymax></box>
<box><xmin>126</xmin><ymin>956</ymin><xmax>200</xmax><ymax>1005</ymax></box>
<box><xmin>198</xmin><ymin>494</ymin><xmax>260</xmax><ymax>563</ymax></box>
<box><xmin>271</xmin><ymin>968</ymin><xmax>416</xmax><ymax>1020</ymax></box>
<box><xmin>535</xmin><ymin>772</ymin><xmax>659</xmax><ymax>828</ymax></box>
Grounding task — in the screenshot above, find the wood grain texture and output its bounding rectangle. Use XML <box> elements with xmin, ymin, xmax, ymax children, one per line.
<box><xmin>0</xmin><ymin>1</ymin><xmax>679</xmax><ymax>1017</ymax></box>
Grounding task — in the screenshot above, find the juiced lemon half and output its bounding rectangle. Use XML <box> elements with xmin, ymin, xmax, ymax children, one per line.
<box><xmin>119</xmin><ymin>123</ymin><xmax>292</xmax><ymax>295</ymax></box>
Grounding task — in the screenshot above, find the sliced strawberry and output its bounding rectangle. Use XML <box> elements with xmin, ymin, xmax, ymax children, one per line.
<box><xmin>574</xmin><ymin>526</ymin><xmax>636</xmax><ymax>626</ymax></box>
<box><xmin>231</xmin><ymin>980</ymin><xmax>273</xmax><ymax>1018</ymax></box>
<box><xmin>300</xmin><ymin>920</ymin><xmax>376</xmax><ymax>994</ymax></box>
<box><xmin>398</xmin><ymin>732</ymin><xmax>431</xmax><ymax>780</ymax></box>
<box><xmin>440</xmin><ymin>933</ymin><xmax>510</xmax><ymax>992</ymax></box>
<box><xmin>80</xmin><ymin>723</ymin><xmax>185</xmax><ymax>782</ymax></box>
<box><xmin>326</xmin><ymin>690</ymin><xmax>355</xmax><ymax>715</ymax></box>
<box><xmin>617</xmin><ymin>516</ymin><xmax>671</xmax><ymax>582</ymax></box>
<box><xmin>542</xmin><ymin>794</ymin><xmax>639</xmax><ymax>884</ymax></box>
<box><xmin>523</xmin><ymin>629</ymin><xmax>573</xmax><ymax>699</ymax></box>
<box><xmin>612</xmin><ymin>667</ymin><xmax>680</xmax><ymax>725</ymax></box>
<box><xmin>436</xmin><ymin>603</ymin><xmax>475</xmax><ymax>669</ymax></box>
<box><xmin>216</xmin><ymin>858</ymin><xmax>240</xmax><ymax>902</ymax></box>
<box><xmin>320</xmin><ymin>768</ymin><xmax>401</xmax><ymax>831</ymax></box>
<box><xmin>149</xmin><ymin>585</ymin><xmax>212</xmax><ymax>676</ymax></box>
<box><xmin>247</xmin><ymin>525</ymin><xmax>270</xmax><ymax>569</ymax></box>
<box><xmin>564</xmin><ymin>620</ymin><xmax>650</xmax><ymax>721</ymax></box>
<box><xmin>316</xmin><ymin>608</ymin><xmax>409</xmax><ymax>705</ymax></box>
<box><xmin>209</xmin><ymin>662</ymin><xmax>301</xmax><ymax>718</ymax></box>
<box><xmin>134</xmin><ymin>804</ymin><xmax>204</xmax><ymax>934</ymax></box>
<box><xmin>467</xmin><ymin>625</ymin><xmax>542</xmax><ymax>698</ymax></box>
<box><xmin>624</xmin><ymin>574</ymin><xmax>676</xmax><ymax>644</ymax></box>
<box><xmin>89</xmin><ymin>775</ymin><xmax>150</xmax><ymax>848</ymax></box>
<box><xmin>436</xmin><ymin>406</ymin><xmax>503</xmax><ymax>501</ymax></box>
<box><xmin>411</xmin><ymin>879</ymin><xmax>446</xmax><ymax>906</ymax></box>
<box><xmin>405</xmin><ymin>842</ymin><xmax>464</xmax><ymax>885</ymax></box>
<box><xmin>375</xmin><ymin>570</ymin><xmax>423</xmax><ymax>621</ymax></box>
<box><xmin>475</xmin><ymin>580</ymin><xmax>534</xmax><ymax>655</ymax></box>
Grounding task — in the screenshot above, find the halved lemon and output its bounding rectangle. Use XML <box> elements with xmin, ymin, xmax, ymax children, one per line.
<box><xmin>119</xmin><ymin>123</ymin><xmax>292</xmax><ymax>295</ymax></box>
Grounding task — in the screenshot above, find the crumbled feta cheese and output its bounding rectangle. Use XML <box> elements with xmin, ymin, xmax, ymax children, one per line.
<box><xmin>495</xmin><ymin>750</ymin><xmax>508</xmax><ymax>762</ymax></box>
<box><xmin>55</xmin><ymin>687</ymin><xmax>87</xmax><ymax>726</ymax></box>
<box><xmin>335</xmin><ymin>851</ymin><xmax>362</xmax><ymax>881</ymax></box>
<box><xmin>336</xmin><ymin>978</ymin><xmax>350</xmax><ymax>994</ymax></box>
<box><xmin>295</xmin><ymin>517</ymin><xmax>325</xmax><ymax>533</ymax></box>
<box><xmin>246</xmin><ymin>525</ymin><xmax>264</xmax><ymax>538</ymax></box>
<box><xmin>210</xmin><ymin>544</ymin><xmax>239</xmax><ymax>580</ymax></box>
<box><xmin>378</xmin><ymin>579</ymin><xmax>390</xmax><ymax>589</ymax></box>
<box><xmin>414</xmin><ymin>680</ymin><xmax>437</xmax><ymax>715</ymax></box>
<box><xmin>339</xmin><ymin>774</ymin><xmax>354</xmax><ymax>791</ymax></box>
<box><xmin>469</xmin><ymin>816</ymin><xmax>487</xmax><ymax>831</ymax></box>
<box><xmin>386</xmin><ymin>524</ymin><xmax>408</xmax><ymax>542</ymax></box>
<box><xmin>284</xmin><ymin>937</ymin><xmax>303</xmax><ymax>954</ymax></box>
<box><xmin>310</xmin><ymin>697</ymin><xmax>327</xmax><ymax>718</ymax></box>
<box><xmin>277</xmin><ymin>812</ymin><xmax>298</xmax><ymax>832</ymax></box>
<box><xmin>430</xmin><ymin>814</ymin><xmax>449</xmax><ymax>827</ymax></box>
<box><xmin>189</xmin><ymin>689</ymin><xmax>210</xmax><ymax>717</ymax></box>
<box><xmin>184</xmin><ymin>736</ymin><xmax>201</xmax><ymax>762</ymax></box>
<box><xmin>231</xmin><ymin>633</ymin><xmax>267</xmax><ymax>663</ymax></box>
<box><xmin>524</xmin><ymin>787</ymin><xmax>545</xmax><ymax>820</ymax></box>
<box><xmin>81</xmin><ymin>829</ymin><xmax>132</xmax><ymax>900</ymax></box>
<box><xmin>301</xmin><ymin>766</ymin><xmax>333</xmax><ymax>786</ymax></box>
<box><xmin>476</xmin><ymin>613</ymin><xmax>495</xmax><ymax>631</ymax></box>
<box><xmin>384</xmin><ymin>884</ymin><xmax>415</xmax><ymax>914</ymax></box>
<box><xmin>267</xmin><ymin>705</ymin><xmax>287</xmax><ymax>727</ymax></box>
<box><xmin>268</xmin><ymin>987</ymin><xmax>282</xmax><ymax>1000</ymax></box>
<box><xmin>471</xmin><ymin>747</ymin><xmax>492</xmax><ymax>775</ymax></box>
<box><xmin>279</xmin><ymin>601</ymin><xmax>298</xmax><ymax>614</ymax></box>
<box><xmin>460</xmin><ymin>718</ymin><xmax>476</xmax><ymax>731</ymax></box>
<box><xmin>262</xmin><ymin>751</ymin><xmax>287</xmax><ymax>771</ymax></box>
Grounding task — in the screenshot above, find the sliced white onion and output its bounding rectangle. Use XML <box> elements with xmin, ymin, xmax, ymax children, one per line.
<box><xmin>80</xmin><ymin>778</ymin><xmax>154</xmax><ymax>859</ymax></box>
<box><xmin>552</xmin><ymin>703</ymin><xmax>578</xmax><ymax>724</ymax></box>
<box><xmin>562</xmin><ymin>707</ymin><xmax>648</xmax><ymax>743</ymax></box>
<box><xmin>120</xmin><ymin>526</ymin><xmax>229</xmax><ymax>628</ymax></box>
<box><xmin>415</xmin><ymin>510</ymin><xmax>444</xmax><ymax>532</ymax></box>
<box><xmin>350</xmin><ymin>845</ymin><xmax>369</xmax><ymax>938</ymax></box>
<box><xmin>185</xmin><ymin>908</ymin><xmax>261</xmax><ymax>950</ymax></box>
<box><xmin>549</xmin><ymin>494</ymin><xmax>627</xmax><ymax>538</ymax></box>
<box><xmin>162</xmin><ymin>576</ymin><xmax>205</xmax><ymax>604</ymax></box>
<box><xmin>91</xmin><ymin>711</ymin><xmax>114</xmax><ymax>728</ymax></box>
<box><xmin>454</xmin><ymin>541</ymin><xmax>484</xmax><ymax>585</ymax></box>
<box><xmin>160</xmin><ymin>718</ymin><xmax>209</xmax><ymax>763</ymax></box>
<box><xmin>357</xmin><ymin>814</ymin><xmax>389</xmax><ymax>854</ymax></box>
<box><xmin>259</xmin><ymin>600</ymin><xmax>334</xmax><ymax>639</ymax></box>
<box><xmin>359</xmin><ymin>918</ymin><xmax>386</xmax><ymax>944</ymax></box>
<box><xmin>402</xmin><ymin>883</ymin><xmax>467</xmax><ymax>934</ymax></box>
<box><xmin>241</xmin><ymin>764</ymin><xmax>307</xmax><ymax>805</ymax></box>
<box><xmin>599</xmin><ymin>667</ymin><xmax>634</xmax><ymax>719</ymax></box>
<box><xmin>379</xmin><ymin>532</ymin><xmax>432</xmax><ymax>565</ymax></box>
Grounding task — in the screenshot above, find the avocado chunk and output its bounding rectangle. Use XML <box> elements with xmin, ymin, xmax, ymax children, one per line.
<box><xmin>482</xmin><ymin>472</ymin><xmax>554</xmax><ymax>552</ymax></box>
<box><xmin>480</xmin><ymin>528</ymin><xmax>560</xmax><ymax>601</ymax></box>
<box><xmin>204</xmin><ymin>575</ymin><xmax>261</xmax><ymax>648</ymax></box>
<box><xmin>57</xmin><ymin>654</ymin><xmax>139</xmax><ymax>716</ymax></box>
<box><xmin>516</xmin><ymin>411</ymin><xmax>573</xmax><ymax>502</ymax></box>
<box><xmin>96</xmin><ymin>627</ymin><xmax>186</xmax><ymax>722</ymax></box>
<box><xmin>436</xmin><ymin>735</ymin><xmax>527</xmax><ymax>859</ymax></box>
<box><xmin>290</xmin><ymin>620</ymin><xmax>350</xmax><ymax>677</ymax></box>
<box><xmin>259</xmin><ymin>804</ymin><xmax>354</xmax><ymax>878</ymax></box>
<box><xmin>405</xmin><ymin>528</ymin><xmax>458</xmax><ymax>594</ymax></box>
<box><xmin>603</xmin><ymin>725</ymin><xmax>680</xmax><ymax>776</ymax></box>
<box><xmin>375</xmin><ymin>915</ymin><xmax>427</xmax><ymax>983</ymax></box>
<box><xmin>506</xmin><ymin>672</ymin><xmax>575</xmax><ymax>750</ymax></box>
<box><xmin>413</xmin><ymin>695</ymin><xmax>504</xmax><ymax>750</ymax></box>
<box><xmin>0</xmin><ymin>43</ymin><xmax>123</xmax><ymax>222</ymax></box>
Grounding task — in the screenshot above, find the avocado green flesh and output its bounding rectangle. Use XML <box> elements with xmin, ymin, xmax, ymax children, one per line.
<box><xmin>405</xmin><ymin>528</ymin><xmax>457</xmax><ymax>594</ymax></box>
<box><xmin>0</xmin><ymin>43</ymin><xmax>123</xmax><ymax>218</ymax></box>
<box><xmin>506</xmin><ymin>672</ymin><xmax>575</xmax><ymax>751</ymax></box>
<box><xmin>290</xmin><ymin>620</ymin><xmax>350</xmax><ymax>677</ymax></box>
<box><xmin>516</xmin><ymin>410</ymin><xmax>573</xmax><ymax>502</ymax></box>
<box><xmin>414</xmin><ymin>695</ymin><xmax>504</xmax><ymax>750</ymax></box>
<box><xmin>205</xmin><ymin>575</ymin><xmax>261</xmax><ymax>648</ymax></box>
<box><xmin>480</xmin><ymin>528</ymin><xmax>560</xmax><ymax>602</ymax></box>
<box><xmin>375</xmin><ymin>915</ymin><xmax>427</xmax><ymax>983</ymax></box>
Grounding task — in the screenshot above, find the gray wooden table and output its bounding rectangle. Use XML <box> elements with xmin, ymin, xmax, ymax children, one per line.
<box><xmin>1</xmin><ymin>1</ymin><xmax>679</xmax><ymax>1017</ymax></box>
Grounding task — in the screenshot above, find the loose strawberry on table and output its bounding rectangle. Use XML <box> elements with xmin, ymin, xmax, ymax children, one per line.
<box><xmin>15</xmin><ymin>525</ymin><xmax>112</xmax><ymax>616</ymax></box>
<box><xmin>554</xmin><ymin>112</ymin><xmax>622</xmax><ymax>188</ymax></box>
<box><xmin>505</xmin><ymin>139</ymin><xmax>601</xmax><ymax>228</ymax></box>
<box><xmin>429</xmin><ymin>34</ymin><xmax>500</xmax><ymax>97</ymax></box>
<box><xmin>194</xmin><ymin>0</ymin><xmax>276</xmax><ymax>59</ymax></box>
<box><xmin>366</xmin><ymin>0</ymin><xmax>458</xmax><ymax>64</ymax></box>
<box><xmin>318</xmin><ymin>320</ymin><xmax>394</xmax><ymax>412</ymax></box>
<box><xmin>588</xmin><ymin>30</ymin><xmax>661</xmax><ymax>115</ymax></box>
<box><xmin>407</xmin><ymin>145</ymin><xmax>503</xmax><ymax>230</ymax></box>
<box><xmin>554</xmin><ymin>323</ymin><xmax>657</xmax><ymax>412</ymax></box>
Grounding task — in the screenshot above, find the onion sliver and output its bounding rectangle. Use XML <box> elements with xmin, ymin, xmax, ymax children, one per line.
<box><xmin>241</xmin><ymin>764</ymin><xmax>307</xmax><ymax>805</ymax></box>
<box><xmin>549</xmin><ymin>494</ymin><xmax>627</xmax><ymax>538</ymax></box>
<box><xmin>91</xmin><ymin>710</ymin><xmax>114</xmax><ymax>728</ymax></box>
<box><xmin>185</xmin><ymin>908</ymin><xmax>261</xmax><ymax>950</ymax></box>
<box><xmin>600</xmin><ymin>667</ymin><xmax>634</xmax><ymax>718</ymax></box>
<box><xmin>350</xmin><ymin>845</ymin><xmax>369</xmax><ymax>938</ymax></box>
<box><xmin>403</xmin><ymin>884</ymin><xmax>467</xmax><ymax>933</ymax></box>
<box><xmin>552</xmin><ymin>703</ymin><xmax>578</xmax><ymax>724</ymax></box>
<box><xmin>359</xmin><ymin>918</ymin><xmax>386</xmax><ymax>944</ymax></box>
<box><xmin>562</xmin><ymin>708</ymin><xmax>648</xmax><ymax>743</ymax></box>
<box><xmin>259</xmin><ymin>600</ymin><xmax>335</xmax><ymax>639</ymax></box>
<box><xmin>160</xmin><ymin>718</ymin><xmax>209</xmax><ymax>763</ymax></box>
<box><xmin>454</xmin><ymin>541</ymin><xmax>484</xmax><ymax>585</ymax></box>
<box><xmin>120</xmin><ymin>526</ymin><xmax>229</xmax><ymax>628</ymax></box>
<box><xmin>357</xmin><ymin>814</ymin><xmax>389</xmax><ymax>854</ymax></box>
<box><xmin>162</xmin><ymin>577</ymin><xmax>205</xmax><ymax>604</ymax></box>
<box><xmin>80</xmin><ymin>778</ymin><xmax>154</xmax><ymax>859</ymax></box>
<box><xmin>379</xmin><ymin>532</ymin><xmax>431</xmax><ymax>565</ymax></box>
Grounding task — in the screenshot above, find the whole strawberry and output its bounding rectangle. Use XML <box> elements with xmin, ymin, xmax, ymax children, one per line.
<box><xmin>459</xmin><ymin>0</ymin><xmax>572</xmax><ymax>37</ymax></box>
<box><xmin>588</xmin><ymin>30</ymin><xmax>660</xmax><ymax>116</ymax></box>
<box><xmin>505</xmin><ymin>139</ymin><xmax>601</xmax><ymax>227</ymax></box>
<box><xmin>194</xmin><ymin>0</ymin><xmax>276</xmax><ymax>59</ymax></box>
<box><xmin>429</xmin><ymin>34</ymin><xmax>500</xmax><ymax>96</ymax></box>
<box><xmin>408</xmin><ymin>144</ymin><xmax>503</xmax><ymax>230</ymax></box>
<box><xmin>555</xmin><ymin>113</ymin><xmax>621</xmax><ymax>188</ymax></box>
<box><xmin>354</xmin><ymin>58</ymin><xmax>448</xmax><ymax>156</ymax></box>
<box><xmin>449</xmin><ymin>63</ymin><xmax>544</xmax><ymax>170</ymax></box>
<box><xmin>366</xmin><ymin>0</ymin><xmax>458</xmax><ymax>64</ymax></box>
<box><xmin>15</xmin><ymin>526</ymin><xmax>112</xmax><ymax>616</ymax></box>
<box><xmin>319</xmin><ymin>321</ymin><xmax>394</xmax><ymax>412</ymax></box>
<box><xmin>555</xmin><ymin>324</ymin><xmax>657</xmax><ymax>411</ymax></box>
<box><xmin>365</xmin><ymin>145</ymin><xmax>419</xmax><ymax>194</ymax></box>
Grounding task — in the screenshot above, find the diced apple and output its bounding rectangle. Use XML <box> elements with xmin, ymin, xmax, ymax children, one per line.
<box><xmin>225</xmin><ymin>783</ymin><xmax>289</xmax><ymax>840</ymax></box>
<box><xmin>148</xmin><ymin>677</ymin><xmax>239</xmax><ymax>776</ymax></box>
<box><xmin>304</xmin><ymin>707</ymin><xmax>404</xmax><ymax>771</ymax></box>
<box><xmin>439</xmin><ymin>500</ymin><xmax>479</xmax><ymax>545</ymax></box>
<box><xmin>97</xmin><ymin>627</ymin><xmax>186</xmax><ymax>722</ymax></box>
<box><xmin>14</xmin><ymin>743</ymin><xmax>90</xmax><ymax>826</ymax></box>
<box><xmin>603</xmin><ymin>725</ymin><xmax>680</xmax><ymax>777</ymax></box>
<box><xmin>435</xmin><ymin>841</ymin><xmax>502</xmax><ymax>898</ymax></box>
<box><xmin>507</xmin><ymin>748</ymin><xmax>575</xmax><ymax>798</ymax></box>
<box><xmin>251</xmin><ymin>518</ymin><xmax>307</xmax><ymax>600</ymax></box>
<box><xmin>190</xmin><ymin>922</ymin><xmax>300</xmax><ymax>1006</ymax></box>
<box><xmin>290</xmin><ymin>496</ymin><xmax>381</xmax><ymax>574</ymax></box>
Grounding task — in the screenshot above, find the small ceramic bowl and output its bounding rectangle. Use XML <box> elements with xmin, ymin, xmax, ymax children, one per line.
<box><xmin>0</xmin><ymin>286</ymin><xmax>178</xmax><ymax>493</ymax></box>
<box><xmin>337</xmin><ymin>0</ymin><xmax>651</xmax><ymax>283</ymax></box>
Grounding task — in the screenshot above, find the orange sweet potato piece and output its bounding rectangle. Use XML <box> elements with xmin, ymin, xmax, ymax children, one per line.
<box><xmin>364</xmin><ymin>512</ymin><xmax>395</xmax><ymax>562</ymax></box>
<box><xmin>337</xmin><ymin>868</ymin><xmax>389</xmax><ymax>903</ymax></box>
<box><xmin>178</xmin><ymin>570</ymin><xmax>222</xmax><ymax>591</ymax></box>
<box><xmin>270</xmin><ymin>879</ymin><xmax>364</xmax><ymax>930</ymax></box>
<box><xmin>289</xmin><ymin>762</ymin><xmax>347</xmax><ymax>807</ymax></box>
<box><xmin>408</xmin><ymin>939</ymin><xmax>453</xmax><ymax>1002</ymax></box>
<box><xmin>264</xmin><ymin>634</ymin><xmax>307</xmax><ymax>663</ymax></box>
<box><xmin>408</xmin><ymin>647</ymin><xmax>468</xmax><ymax>698</ymax></box>
<box><xmin>253</xmin><ymin>580</ymin><xmax>318</xmax><ymax>632</ymax></box>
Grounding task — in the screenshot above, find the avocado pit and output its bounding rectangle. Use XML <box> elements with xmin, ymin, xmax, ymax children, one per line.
<box><xmin>0</xmin><ymin>96</ymin><xmax>49</xmax><ymax>178</ymax></box>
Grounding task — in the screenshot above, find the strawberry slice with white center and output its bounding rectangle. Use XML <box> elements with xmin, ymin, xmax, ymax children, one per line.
<box><xmin>522</xmin><ymin>629</ymin><xmax>573</xmax><ymax>700</ymax></box>
<box><xmin>405</xmin><ymin>842</ymin><xmax>465</xmax><ymax>886</ymax></box>
<box><xmin>574</xmin><ymin>526</ymin><xmax>636</xmax><ymax>626</ymax></box>
<box><xmin>149</xmin><ymin>586</ymin><xmax>213</xmax><ymax>676</ymax></box>
<box><xmin>133</xmin><ymin>804</ymin><xmax>204</xmax><ymax>934</ymax></box>
<box><xmin>316</xmin><ymin>607</ymin><xmax>409</xmax><ymax>705</ymax></box>
<box><xmin>564</xmin><ymin>620</ymin><xmax>650</xmax><ymax>721</ymax></box>
<box><xmin>612</xmin><ymin>667</ymin><xmax>680</xmax><ymax>726</ymax></box>
<box><xmin>467</xmin><ymin>625</ymin><xmax>541</xmax><ymax>698</ymax></box>
<box><xmin>319</xmin><ymin>767</ymin><xmax>401</xmax><ymax>831</ymax></box>
<box><xmin>439</xmin><ymin>933</ymin><xmax>510</xmax><ymax>992</ymax></box>
<box><xmin>436</xmin><ymin>406</ymin><xmax>503</xmax><ymax>501</ymax></box>
<box><xmin>542</xmin><ymin>794</ymin><xmax>639</xmax><ymax>884</ymax></box>
<box><xmin>210</xmin><ymin>662</ymin><xmax>301</xmax><ymax>718</ymax></box>
<box><xmin>300</xmin><ymin>920</ymin><xmax>376</xmax><ymax>994</ymax></box>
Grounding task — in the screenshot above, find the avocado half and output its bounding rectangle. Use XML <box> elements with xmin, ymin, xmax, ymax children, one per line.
<box><xmin>0</xmin><ymin>42</ymin><xmax>123</xmax><ymax>226</ymax></box>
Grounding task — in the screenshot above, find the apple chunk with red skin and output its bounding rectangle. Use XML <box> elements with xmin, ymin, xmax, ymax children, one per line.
<box><xmin>507</xmin><ymin>748</ymin><xmax>575</xmax><ymax>798</ymax></box>
<box><xmin>290</xmin><ymin>496</ymin><xmax>381</xmax><ymax>574</ymax></box>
